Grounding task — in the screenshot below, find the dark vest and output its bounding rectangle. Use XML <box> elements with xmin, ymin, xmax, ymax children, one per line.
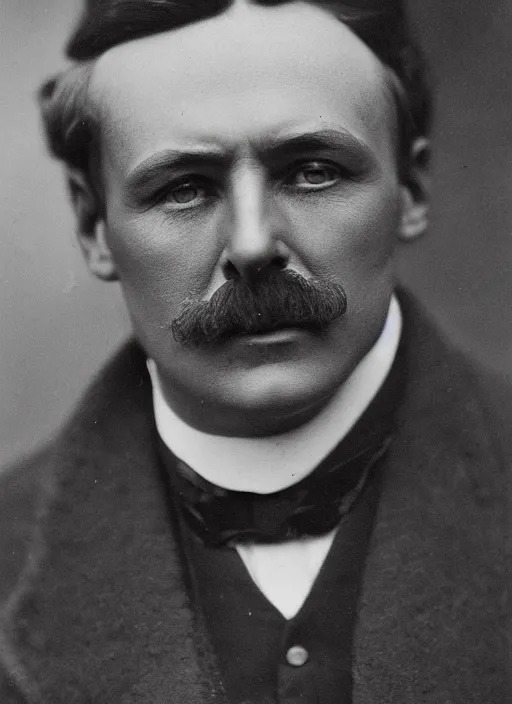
<box><xmin>176</xmin><ymin>480</ymin><xmax>379</xmax><ymax>704</ymax></box>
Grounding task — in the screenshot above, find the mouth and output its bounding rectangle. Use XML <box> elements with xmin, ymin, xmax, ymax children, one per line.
<box><xmin>236</xmin><ymin>326</ymin><xmax>312</xmax><ymax>346</ymax></box>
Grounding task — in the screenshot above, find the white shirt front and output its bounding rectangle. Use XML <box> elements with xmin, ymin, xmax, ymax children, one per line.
<box><xmin>148</xmin><ymin>295</ymin><xmax>402</xmax><ymax>618</ymax></box>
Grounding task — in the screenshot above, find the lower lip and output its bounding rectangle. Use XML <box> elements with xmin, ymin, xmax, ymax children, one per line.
<box><xmin>238</xmin><ymin>328</ymin><xmax>307</xmax><ymax>346</ymax></box>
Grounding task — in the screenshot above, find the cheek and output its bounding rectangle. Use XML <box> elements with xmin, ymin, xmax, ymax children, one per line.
<box><xmin>284</xmin><ymin>182</ymin><xmax>402</xmax><ymax>281</ymax></box>
<box><xmin>104</xmin><ymin>209</ymin><xmax>223</xmax><ymax>313</ymax></box>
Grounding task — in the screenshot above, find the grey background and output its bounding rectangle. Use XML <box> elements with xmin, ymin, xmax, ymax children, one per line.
<box><xmin>1</xmin><ymin>0</ymin><xmax>511</xmax><ymax>468</ymax></box>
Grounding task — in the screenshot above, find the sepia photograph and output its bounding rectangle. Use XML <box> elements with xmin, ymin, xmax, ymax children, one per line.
<box><xmin>1</xmin><ymin>1</ymin><xmax>511</xmax><ymax>702</ymax></box>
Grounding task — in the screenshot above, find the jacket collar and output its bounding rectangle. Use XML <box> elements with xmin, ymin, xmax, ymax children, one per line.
<box><xmin>8</xmin><ymin>291</ymin><xmax>510</xmax><ymax>703</ymax></box>
<box><xmin>352</xmin><ymin>294</ymin><xmax>510</xmax><ymax>703</ymax></box>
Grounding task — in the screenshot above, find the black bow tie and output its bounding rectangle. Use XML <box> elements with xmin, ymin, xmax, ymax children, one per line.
<box><xmin>159</xmin><ymin>335</ymin><xmax>405</xmax><ymax>547</ymax></box>
<box><xmin>160</xmin><ymin>434</ymin><xmax>392</xmax><ymax>547</ymax></box>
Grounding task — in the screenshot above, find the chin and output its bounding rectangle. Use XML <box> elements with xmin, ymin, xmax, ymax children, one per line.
<box><xmin>221</xmin><ymin>362</ymin><xmax>342</xmax><ymax>433</ymax></box>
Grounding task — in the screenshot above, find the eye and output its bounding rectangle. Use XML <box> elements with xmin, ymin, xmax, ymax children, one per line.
<box><xmin>290</xmin><ymin>162</ymin><xmax>342</xmax><ymax>189</ymax></box>
<box><xmin>162</xmin><ymin>179</ymin><xmax>210</xmax><ymax>208</ymax></box>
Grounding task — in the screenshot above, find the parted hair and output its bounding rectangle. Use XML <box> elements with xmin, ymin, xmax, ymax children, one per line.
<box><xmin>39</xmin><ymin>0</ymin><xmax>432</xmax><ymax>175</ymax></box>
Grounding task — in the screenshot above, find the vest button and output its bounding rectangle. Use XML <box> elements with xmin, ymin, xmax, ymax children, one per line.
<box><xmin>286</xmin><ymin>645</ymin><xmax>309</xmax><ymax>667</ymax></box>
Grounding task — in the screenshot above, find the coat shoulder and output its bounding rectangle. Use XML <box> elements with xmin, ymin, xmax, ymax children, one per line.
<box><xmin>0</xmin><ymin>340</ymin><xmax>150</xmax><ymax>618</ymax></box>
<box><xmin>470</xmin><ymin>363</ymin><xmax>512</xmax><ymax>469</ymax></box>
<box><xmin>0</xmin><ymin>448</ymin><xmax>54</xmax><ymax>610</ymax></box>
<box><xmin>401</xmin><ymin>289</ymin><xmax>512</xmax><ymax>473</ymax></box>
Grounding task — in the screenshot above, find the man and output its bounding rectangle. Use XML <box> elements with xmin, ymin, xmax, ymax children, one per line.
<box><xmin>0</xmin><ymin>0</ymin><xmax>510</xmax><ymax>702</ymax></box>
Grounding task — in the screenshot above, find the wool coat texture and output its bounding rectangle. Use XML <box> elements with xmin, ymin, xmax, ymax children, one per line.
<box><xmin>0</xmin><ymin>293</ymin><xmax>510</xmax><ymax>704</ymax></box>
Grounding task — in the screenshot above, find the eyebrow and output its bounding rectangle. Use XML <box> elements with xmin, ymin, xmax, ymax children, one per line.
<box><xmin>125</xmin><ymin>145</ymin><xmax>230</xmax><ymax>194</ymax></box>
<box><xmin>260</xmin><ymin>128</ymin><xmax>374</xmax><ymax>164</ymax></box>
<box><xmin>125</xmin><ymin>128</ymin><xmax>375</xmax><ymax>193</ymax></box>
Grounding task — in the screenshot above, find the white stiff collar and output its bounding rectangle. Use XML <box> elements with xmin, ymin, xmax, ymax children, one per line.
<box><xmin>148</xmin><ymin>295</ymin><xmax>402</xmax><ymax>494</ymax></box>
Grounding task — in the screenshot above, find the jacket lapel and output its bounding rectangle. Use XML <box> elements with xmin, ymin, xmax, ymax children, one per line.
<box><xmin>8</xmin><ymin>344</ymin><xmax>226</xmax><ymax>704</ymax></box>
<box><xmin>353</xmin><ymin>296</ymin><xmax>510</xmax><ymax>703</ymax></box>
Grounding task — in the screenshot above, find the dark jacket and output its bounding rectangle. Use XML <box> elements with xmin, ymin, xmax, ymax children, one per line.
<box><xmin>0</xmin><ymin>294</ymin><xmax>510</xmax><ymax>703</ymax></box>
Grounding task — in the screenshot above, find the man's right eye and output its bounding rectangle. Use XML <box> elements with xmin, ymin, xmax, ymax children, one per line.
<box><xmin>162</xmin><ymin>179</ymin><xmax>211</xmax><ymax>208</ymax></box>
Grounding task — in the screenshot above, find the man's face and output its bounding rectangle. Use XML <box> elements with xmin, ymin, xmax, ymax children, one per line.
<box><xmin>87</xmin><ymin>1</ymin><xmax>411</xmax><ymax>436</ymax></box>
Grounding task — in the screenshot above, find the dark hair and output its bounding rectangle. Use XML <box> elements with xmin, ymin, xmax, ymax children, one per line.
<box><xmin>39</xmin><ymin>0</ymin><xmax>432</xmax><ymax>175</ymax></box>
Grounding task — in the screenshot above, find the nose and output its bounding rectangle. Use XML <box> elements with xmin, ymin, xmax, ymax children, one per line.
<box><xmin>221</xmin><ymin>164</ymin><xmax>290</xmax><ymax>283</ymax></box>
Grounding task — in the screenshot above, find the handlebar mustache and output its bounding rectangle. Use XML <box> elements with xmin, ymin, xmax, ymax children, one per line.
<box><xmin>171</xmin><ymin>269</ymin><xmax>347</xmax><ymax>347</ymax></box>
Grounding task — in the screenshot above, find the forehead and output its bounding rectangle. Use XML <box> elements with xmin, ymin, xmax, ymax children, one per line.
<box><xmin>90</xmin><ymin>1</ymin><xmax>395</xmax><ymax>168</ymax></box>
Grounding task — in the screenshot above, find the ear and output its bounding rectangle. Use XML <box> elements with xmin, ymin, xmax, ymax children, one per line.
<box><xmin>66</xmin><ymin>168</ymin><xmax>118</xmax><ymax>281</ymax></box>
<box><xmin>398</xmin><ymin>137</ymin><xmax>431</xmax><ymax>242</ymax></box>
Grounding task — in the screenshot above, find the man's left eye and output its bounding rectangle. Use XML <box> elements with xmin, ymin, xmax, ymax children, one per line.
<box><xmin>290</xmin><ymin>163</ymin><xmax>342</xmax><ymax>188</ymax></box>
